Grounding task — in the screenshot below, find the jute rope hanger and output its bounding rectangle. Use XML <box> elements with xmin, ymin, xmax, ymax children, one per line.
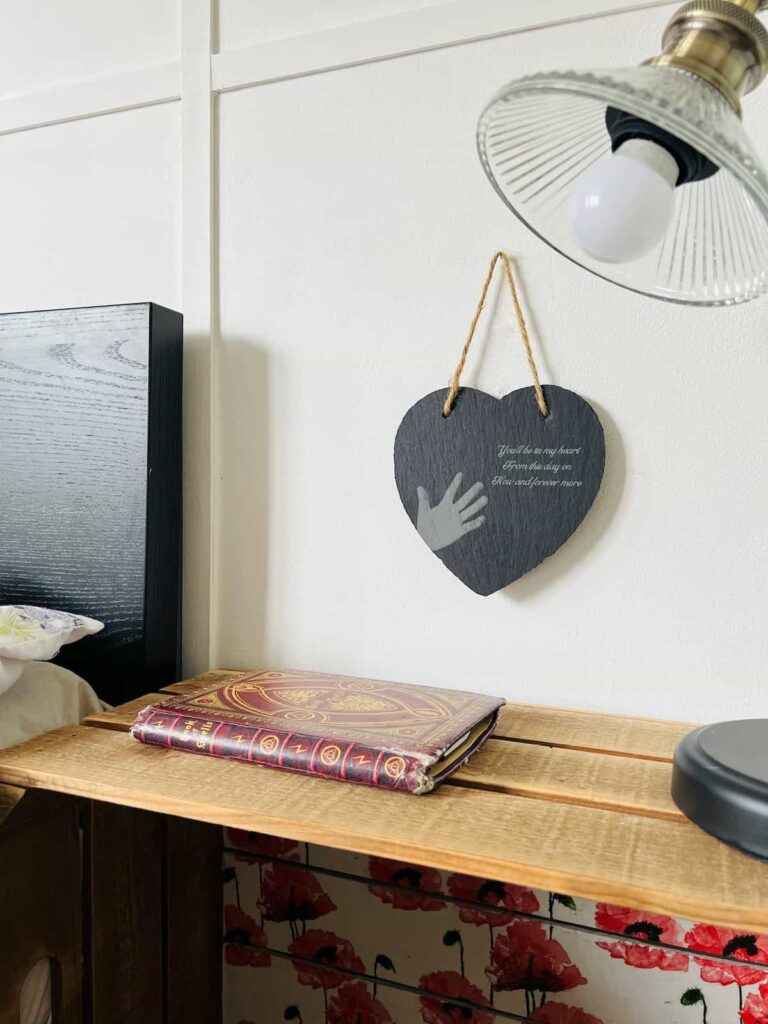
<box><xmin>443</xmin><ymin>251</ymin><xmax>549</xmax><ymax>419</ymax></box>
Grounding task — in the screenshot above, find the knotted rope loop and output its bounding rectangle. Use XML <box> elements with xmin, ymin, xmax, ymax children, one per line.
<box><xmin>443</xmin><ymin>251</ymin><xmax>548</xmax><ymax>419</ymax></box>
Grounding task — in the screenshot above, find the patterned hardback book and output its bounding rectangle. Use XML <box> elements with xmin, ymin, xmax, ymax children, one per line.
<box><xmin>131</xmin><ymin>669</ymin><xmax>505</xmax><ymax>794</ymax></box>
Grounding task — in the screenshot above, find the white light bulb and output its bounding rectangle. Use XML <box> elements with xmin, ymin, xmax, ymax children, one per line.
<box><xmin>569</xmin><ymin>139</ymin><xmax>679</xmax><ymax>264</ymax></box>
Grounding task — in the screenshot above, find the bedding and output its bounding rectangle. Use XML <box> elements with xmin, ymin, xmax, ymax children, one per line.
<box><xmin>0</xmin><ymin>605</ymin><xmax>103</xmax><ymax>696</ymax></box>
<box><xmin>0</xmin><ymin>660</ymin><xmax>103</xmax><ymax>749</ymax></box>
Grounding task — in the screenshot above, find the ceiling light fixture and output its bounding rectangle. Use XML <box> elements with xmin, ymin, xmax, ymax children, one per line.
<box><xmin>477</xmin><ymin>0</ymin><xmax>768</xmax><ymax>305</ymax></box>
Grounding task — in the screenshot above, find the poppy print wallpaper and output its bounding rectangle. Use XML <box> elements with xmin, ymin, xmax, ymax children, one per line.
<box><xmin>222</xmin><ymin>829</ymin><xmax>768</xmax><ymax>1023</ymax></box>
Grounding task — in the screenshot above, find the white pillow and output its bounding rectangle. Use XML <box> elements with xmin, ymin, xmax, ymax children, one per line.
<box><xmin>0</xmin><ymin>605</ymin><xmax>103</xmax><ymax>696</ymax></box>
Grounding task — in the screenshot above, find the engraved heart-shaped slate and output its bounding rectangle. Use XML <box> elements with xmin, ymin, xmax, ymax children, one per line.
<box><xmin>394</xmin><ymin>385</ymin><xmax>605</xmax><ymax>595</ymax></box>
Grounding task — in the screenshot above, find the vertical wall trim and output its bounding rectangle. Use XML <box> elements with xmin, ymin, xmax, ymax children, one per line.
<box><xmin>181</xmin><ymin>0</ymin><xmax>216</xmax><ymax>674</ymax></box>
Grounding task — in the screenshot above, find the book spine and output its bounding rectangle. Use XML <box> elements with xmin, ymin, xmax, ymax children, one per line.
<box><xmin>131</xmin><ymin>707</ymin><xmax>432</xmax><ymax>793</ymax></box>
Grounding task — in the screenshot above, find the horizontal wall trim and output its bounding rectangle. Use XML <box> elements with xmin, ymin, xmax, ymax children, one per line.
<box><xmin>212</xmin><ymin>0</ymin><xmax>675</xmax><ymax>93</ymax></box>
<box><xmin>0</xmin><ymin>1</ymin><xmax>675</xmax><ymax>135</ymax></box>
<box><xmin>0</xmin><ymin>62</ymin><xmax>180</xmax><ymax>137</ymax></box>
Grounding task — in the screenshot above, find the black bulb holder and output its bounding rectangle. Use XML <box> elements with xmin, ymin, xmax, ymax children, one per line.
<box><xmin>606</xmin><ymin>107</ymin><xmax>720</xmax><ymax>185</ymax></box>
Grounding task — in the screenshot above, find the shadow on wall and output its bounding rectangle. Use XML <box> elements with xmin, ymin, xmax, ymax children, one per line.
<box><xmin>215</xmin><ymin>338</ymin><xmax>270</xmax><ymax>663</ymax></box>
<box><xmin>504</xmin><ymin>397</ymin><xmax>625</xmax><ymax>601</ymax></box>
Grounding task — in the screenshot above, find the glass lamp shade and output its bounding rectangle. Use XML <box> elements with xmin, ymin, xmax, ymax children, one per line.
<box><xmin>477</xmin><ymin>65</ymin><xmax>768</xmax><ymax>305</ymax></box>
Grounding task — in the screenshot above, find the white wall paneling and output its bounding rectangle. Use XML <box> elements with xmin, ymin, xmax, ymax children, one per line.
<box><xmin>216</xmin><ymin>2</ymin><xmax>768</xmax><ymax>722</ymax></box>
<box><xmin>0</xmin><ymin>104</ymin><xmax>180</xmax><ymax>313</ymax></box>
<box><xmin>0</xmin><ymin>0</ymin><xmax>178</xmax><ymax>100</ymax></box>
<box><xmin>3</xmin><ymin>0</ymin><xmax>767</xmax><ymax>719</ymax></box>
<box><xmin>213</xmin><ymin>0</ymin><xmax>674</xmax><ymax>92</ymax></box>
<box><xmin>0</xmin><ymin>0</ymin><xmax>673</xmax><ymax>138</ymax></box>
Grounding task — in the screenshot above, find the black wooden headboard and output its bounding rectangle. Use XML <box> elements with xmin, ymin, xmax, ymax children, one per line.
<box><xmin>0</xmin><ymin>302</ymin><xmax>182</xmax><ymax>704</ymax></box>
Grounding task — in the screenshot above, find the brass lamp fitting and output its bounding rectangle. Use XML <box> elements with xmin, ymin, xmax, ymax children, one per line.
<box><xmin>647</xmin><ymin>0</ymin><xmax>768</xmax><ymax>113</ymax></box>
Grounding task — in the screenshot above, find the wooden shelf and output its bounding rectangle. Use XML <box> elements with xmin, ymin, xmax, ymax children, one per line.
<box><xmin>0</xmin><ymin>670</ymin><xmax>765</xmax><ymax>931</ymax></box>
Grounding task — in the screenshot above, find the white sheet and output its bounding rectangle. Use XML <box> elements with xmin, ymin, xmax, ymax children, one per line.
<box><xmin>0</xmin><ymin>660</ymin><xmax>103</xmax><ymax>749</ymax></box>
<box><xmin>0</xmin><ymin>661</ymin><xmax>103</xmax><ymax>1024</ymax></box>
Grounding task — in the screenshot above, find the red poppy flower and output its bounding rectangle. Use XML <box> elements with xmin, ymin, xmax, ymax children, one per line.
<box><xmin>531</xmin><ymin>1005</ymin><xmax>603</xmax><ymax>1024</ymax></box>
<box><xmin>223</xmin><ymin>905</ymin><xmax>270</xmax><ymax>967</ymax></box>
<box><xmin>259</xmin><ymin>861</ymin><xmax>336</xmax><ymax>924</ymax></box>
<box><xmin>594</xmin><ymin>903</ymin><xmax>688</xmax><ymax>971</ymax></box>
<box><xmin>486</xmin><ymin>921</ymin><xmax>587</xmax><ymax>994</ymax></box>
<box><xmin>368</xmin><ymin>856</ymin><xmax>445</xmax><ymax>911</ymax></box>
<box><xmin>742</xmin><ymin>980</ymin><xmax>768</xmax><ymax>1023</ymax></box>
<box><xmin>326</xmin><ymin>981</ymin><xmax>394</xmax><ymax>1024</ymax></box>
<box><xmin>685</xmin><ymin>923</ymin><xmax>768</xmax><ymax>986</ymax></box>
<box><xmin>418</xmin><ymin>971</ymin><xmax>494</xmax><ymax>1024</ymax></box>
<box><xmin>225</xmin><ymin>828</ymin><xmax>300</xmax><ymax>861</ymax></box>
<box><xmin>446</xmin><ymin>873</ymin><xmax>540</xmax><ymax>927</ymax></box>
<box><xmin>288</xmin><ymin>929</ymin><xmax>365</xmax><ymax>989</ymax></box>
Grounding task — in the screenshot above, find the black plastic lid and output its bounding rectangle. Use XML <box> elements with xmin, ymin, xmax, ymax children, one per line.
<box><xmin>672</xmin><ymin>720</ymin><xmax>768</xmax><ymax>861</ymax></box>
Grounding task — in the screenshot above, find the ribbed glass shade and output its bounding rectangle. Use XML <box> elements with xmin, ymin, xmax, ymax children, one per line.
<box><xmin>477</xmin><ymin>65</ymin><xmax>768</xmax><ymax>305</ymax></box>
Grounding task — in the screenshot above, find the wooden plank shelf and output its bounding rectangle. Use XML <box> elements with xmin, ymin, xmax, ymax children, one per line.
<box><xmin>0</xmin><ymin>670</ymin><xmax>765</xmax><ymax>932</ymax></box>
<box><xmin>494</xmin><ymin>702</ymin><xmax>694</xmax><ymax>762</ymax></box>
<box><xmin>454</xmin><ymin>738</ymin><xmax>682</xmax><ymax>821</ymax></box>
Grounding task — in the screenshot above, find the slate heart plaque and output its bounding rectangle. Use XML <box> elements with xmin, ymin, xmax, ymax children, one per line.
<box><xmin>394</xmin><ymin>384</ymin><xmax>605</xmax><ymax>595</ymax></box>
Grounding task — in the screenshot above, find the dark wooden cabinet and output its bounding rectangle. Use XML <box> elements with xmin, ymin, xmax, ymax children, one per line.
<box><xmin>0</xmin><ymin>788</ymin><xmax>222</xmax><ymax>1024</ymax></box>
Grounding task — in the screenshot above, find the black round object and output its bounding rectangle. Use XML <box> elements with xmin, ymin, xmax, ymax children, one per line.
<box><xmin>605</xmin><ymin>107</ymin><xmax>719</xmax><ymax>185</ymax></box>
<box><xmin>672</xmin><ymin>720</ymin><xmax>768</xmax><ymax>861</ymax></box>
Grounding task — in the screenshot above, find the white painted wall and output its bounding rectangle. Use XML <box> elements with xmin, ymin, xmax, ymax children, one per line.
<box><xmin>2</xmin><ymin>0</ymin><xmax>766</xmax><ymax>722</ymax></box>
<box><xmin>0</xmin><ymin>105</ymin><xmax>180</xmax><ymax>312</ymax></box>
<box><xmin>219</xmin><ymin>0</ymin><xmax>451</xmax><ymax>52</ymax></box>
<box><xmin>0</xmin><ymin>1</ymin><xmax>178</xmax><ymax>98</ymax></box>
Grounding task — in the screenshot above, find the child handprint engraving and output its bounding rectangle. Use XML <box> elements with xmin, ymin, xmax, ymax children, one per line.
<box><xmin>416</xmin><ymin>472</ymin><xmax>488</xmax><ymax>552</ymax></box>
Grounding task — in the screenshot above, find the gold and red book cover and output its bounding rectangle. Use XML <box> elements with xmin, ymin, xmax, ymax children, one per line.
<box><xmin>130</xmin><ymin>669</ymin><xmax>505</xmax><ymax>794</ymax></box>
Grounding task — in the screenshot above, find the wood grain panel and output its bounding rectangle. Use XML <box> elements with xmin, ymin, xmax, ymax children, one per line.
<box><xmin>82</xmin><ymin>693</ymin><xmax>168</xmax><ymax>731</ymax></box>
<box><xmin>453</xmin><ymin>737</ymin><xmax>681</xmax><ymax>820</ymax></box>
<box><xmin>82</xmin><ymin>691</ymin><xmax>224</xmax><ymax>1022</ymax></box>
<box><xmin>0</xmin><ymin>791</ymin><xmax>82</xmax><ymax>1024</ymax></box>
<box><xmin>83</xmin><ymin>801</ymin><xmax>164</xmax><ymax>1024</ymax></box>
<box><xmin>165</xmin><ymin>818</ymin><xmax>223</xmax><ymax>1024</ymax></box>
<box><xmin>495</xmin><ymin>702</ymin><xmax>695</xmax><ymax>761</ymax></box>
<box><xmin>0</xmin><ymin>782</ymin><xmax>25</xmax><ymax>826</ymax></box>
<box><xmin>2</xmin><ymin>724</ymin><xmax>766</xmax><ymax>931</ymax></box>
<box><xmin>160</xmin><ymin>668</ymin><xmax>251</xmax><ymax>695</ymax></box>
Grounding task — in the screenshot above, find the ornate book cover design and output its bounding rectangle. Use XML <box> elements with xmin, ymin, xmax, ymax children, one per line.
<box><xmin>131</xmin><ymin>669</ymin><xmax>504</xmax><ymax>794</ymax></box>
